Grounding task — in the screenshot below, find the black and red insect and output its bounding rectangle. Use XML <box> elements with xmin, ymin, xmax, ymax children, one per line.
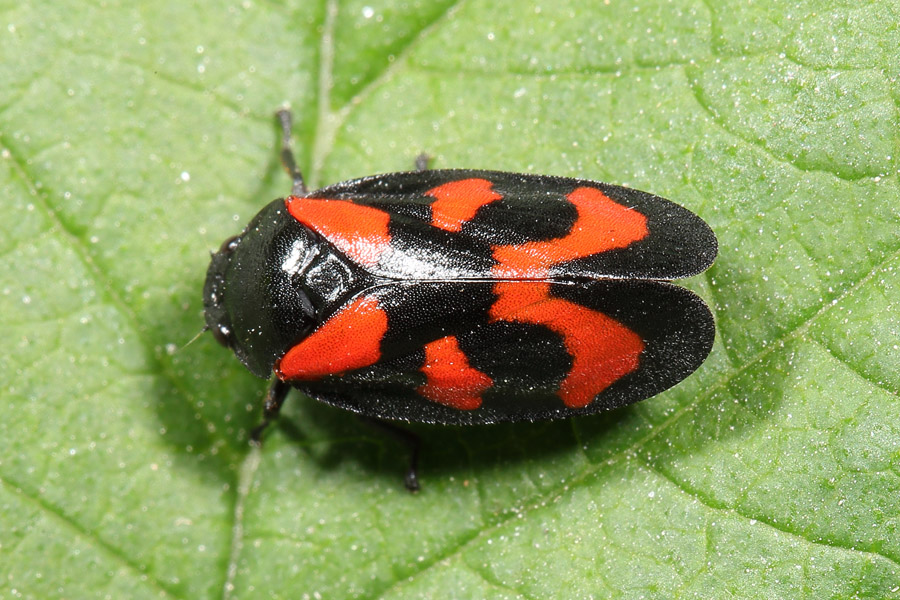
<box><xmin>203</xmin><ymin>110</ymin><xmax>716</xmax><ymax>489</ymax></box>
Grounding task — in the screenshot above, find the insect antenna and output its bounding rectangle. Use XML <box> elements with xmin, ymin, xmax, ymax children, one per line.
<box><xmin>179</xmin><ymin>325</ymin><xmax>211</xmax><ymax>352</ymax></box>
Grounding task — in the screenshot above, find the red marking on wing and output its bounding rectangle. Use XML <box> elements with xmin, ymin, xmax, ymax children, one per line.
<box><xmin>425</xmin><ymin>178</ymin><xmax>502</xmax><ymax>233</ymax></box>
<box><xmin>492</xmin><ymin>186</ymin><xmax>649</xmax><ymax>278</ymax></box>
<box><xmin>489</xmin><ymin>282</ymin><xmax>644</xmax><ymax>408</ymax></box>
<box><xmin>276</xmin><ymin>295</ymin><xmax>387</xmax><ymax>381</ymax></box>
<box><xmin>417</xmin><ymin>335</ymin><xmax>492</xmax><ymax>410</ymax></box>
<box><xmin>286</xmin><ymin>196</ymin><xmax>391</xmax><ymax>266</ymax></box>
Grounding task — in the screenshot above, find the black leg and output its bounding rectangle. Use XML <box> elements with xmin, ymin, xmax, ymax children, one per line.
<box><xmin>414</xmin><ymin>153</ymin><xmax>431</xmax><ymax>172</ymax></box>
<box><xmin>276</xmin><ymin>109</ymin><xmax>308</xmax><ymax>196</ymax></box>
<box><xmin>250</xmin><ymin>379</ymin><xmax>291</xmax><ymax>444</ymax></box>
<box><xmin>359</xmin><ymin>416</ymin><xmax>422</xmax><ymax>492</ymax></box>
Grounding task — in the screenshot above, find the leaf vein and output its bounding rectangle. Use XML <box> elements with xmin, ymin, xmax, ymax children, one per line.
<box><xmin>813</xmin><ymin>336</ymin><xmax>900</xmax><ymax>398</ymax></box>
<box><xmin>366</xmin><ymin>233</ymin><xmax>900</xmax><ymax>597</ymax></box>
<box><xmin>64</xmin><ymin>47</ymin><xmax>256</xmax><ymax>121</ymax></box>
<box><xmin>0</xmin><ymin>473</ymin><xmax>181</xmax><ymax>599</ymax></box>
<box><xmin>642</xmin><ymin>461</ymin><xmax>900</xmax><ymax>570</ymax></box>
<box><xmin>309</xmin><ymin>0</ymin><xmax>466</xmax><ymax>185</ymax></box>
<box><xmin>0</xmin><ymin>129</ymin><xmax>243</xmax><ymax>598</ymax></box>
<box><xmin>686</xmin><ymin>63</ymin><xmax>882</xmax><ymax>183</ymax></box>
<box><xmin>462</xmin><ymin>560</ymin><xmax>535</xmax><ymax>600</ymax></box>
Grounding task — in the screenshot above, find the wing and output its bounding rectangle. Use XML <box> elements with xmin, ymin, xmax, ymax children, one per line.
<box><xmin>280</xmin><ymin>279</ymin><xmax>714</xmax><ymax>425</ymax></box>
<box><xmin>286</xmin><ymin>169</ymin><xmax>717</xmax><ymax>281</ymax></box>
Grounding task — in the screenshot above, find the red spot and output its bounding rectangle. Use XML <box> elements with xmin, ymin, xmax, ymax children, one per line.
<box><xmin>425</xmin><ymin>178</ymin><xmax>502</xmax><ymax>233</ymax></box>
<box><xmin>489</xmin><ymin>282</ymin><xmax>644</xmax><ymax>408</ymax></box>
<box><xmin>492</xmin><ymin>186</ymin><xmax>649</xmax><ymax>278</ymax></box>
<box><xmin>417</xmin><ymin>335</ymin><xmax>492</xmax><ymax>410</ymax></box>
<box><xmin>276</xmin><ymin>295</ymin><xmax>388</xmax><ymax>381</ymax></box>
<box><xmin>286</xmin><ymin>196</ymin><xmax>391</xmax><ymax>266</ymax></box>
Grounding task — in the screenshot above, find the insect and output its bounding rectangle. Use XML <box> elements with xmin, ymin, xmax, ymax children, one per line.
<box><xmin>203</xmin><ymin>110</ymin><xmax>717</xmax><ymax>490</ymax></box>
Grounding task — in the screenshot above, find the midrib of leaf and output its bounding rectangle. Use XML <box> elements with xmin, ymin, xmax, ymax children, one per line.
<box><xmin>221</xmin><ymin>446</ymin><xmax>262</xmax><ymax>600</ymax></box>
<box><xmin>222</xmin><ymin>0</ymin><xmax>346</xmax><ymax>595</ymax></box>
<box><xmin>363</xmin><ymin>242</ymin><xmax>900</xmax><ymax>599</ymax></box>
<box><xmin>219</xmin><ymin>2</ymin><xmax>472</xmax><ymax>593</ymax></box>
<box><xmin>307</xmin><ymin>0</ymin><xmax>339</xmax><ymax>189</ymax></box>
<box><xmin>215</xmin><ymin>2</ymin><xmax>900</xmax><ymax>596</ymax></box>
<box><xmin>305</xmin><ymin>0</ymin><xmax>465</xmax><ymax>189</ymax></box>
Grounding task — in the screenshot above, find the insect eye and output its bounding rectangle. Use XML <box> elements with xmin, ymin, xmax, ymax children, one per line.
<box><xmin>211</xmin><ymin>323</ymin><xmax>232</xmax><ymax>348</ymax></box>
<box><xmin>218</xmin><ymin>235</ymin><xmax>240</xmax><ymax>254</ymax></box>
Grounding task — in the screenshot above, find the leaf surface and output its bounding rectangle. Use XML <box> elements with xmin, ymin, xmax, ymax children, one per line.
<box><xmin>2</xmin><ymin>1</ymin><xmax>899</xmax><ymax>598</ymax></box>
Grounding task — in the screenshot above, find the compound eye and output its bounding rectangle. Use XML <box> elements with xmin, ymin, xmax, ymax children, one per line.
<box><xmin>218</xmin><ymin>235</ymin><xmax>240</xmax><ymax>254</ymax></box>
<box><xmin>210</xmin><ymin>323</ymin><xmax>233</xmax><ymax>348</ymax></box>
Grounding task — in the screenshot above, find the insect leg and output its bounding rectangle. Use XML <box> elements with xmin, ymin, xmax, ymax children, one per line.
<box><xmin>250</xmin><ymin>378</ymin><xmax>291</xmax><ymax>444</ymax></box>
<box><xmin>358</xmin><ymin>416</ymin><xmax>422</xmax><ymax>492</ymax></box>
<box><xmin>275</xmin><ymin>109</ymin><xmax>308</xmax><ymax>196</ymax></box>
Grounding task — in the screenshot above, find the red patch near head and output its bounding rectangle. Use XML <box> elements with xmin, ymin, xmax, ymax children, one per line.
<box><xmin>489</xmin><ymin>282</ymin><xmax>645</xmax><ymax>408</ymax></box>
<box><xmin>286</xmin><ymin>196</ymin><xmax>391</xmax><ymax>266</ymax></box>
<box><xmin>417</xmin><ymin>335</ymin><xmax>492</xmax><ymax>410</ymax></box>
<box><xmin>492</xmin><ymin>186</ymin><xmax>649</xmax><ymax>278</ymax></box>
<box><xmin>425</xmin><ymin>178</ymin><xmax>502</xmax><ymax>233</ymax></box>
<box><xmin>276</xmin><ymin>294</ymin><xmax>388</xmax><ymax>381</ymax></box>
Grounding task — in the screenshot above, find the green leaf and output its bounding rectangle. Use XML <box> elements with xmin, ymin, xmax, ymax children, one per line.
<box><xmin>2</xmin><ymin>0</ymin><xmax>899</xmax><ymax>598</ymax></box>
